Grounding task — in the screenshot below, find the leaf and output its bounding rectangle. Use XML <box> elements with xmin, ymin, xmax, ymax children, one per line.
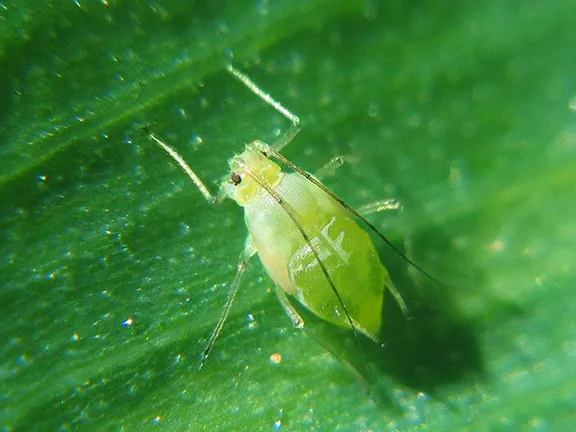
<box><xmin>2</xmin><ymin>0</ymin><xmax>576</xmax><ymax>430</ymax></box>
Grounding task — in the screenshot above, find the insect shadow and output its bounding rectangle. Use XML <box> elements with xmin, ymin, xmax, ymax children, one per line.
<box><xmin>371</xmin><ymin>224</ymin><xmax>484</xmax><ymax>397</ymax></box>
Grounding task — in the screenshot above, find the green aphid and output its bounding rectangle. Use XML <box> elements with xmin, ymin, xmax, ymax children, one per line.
<box><xmin>149</xmin><ymin>65</ymin><xmax>416</xmax><ymax>367</ymax></box>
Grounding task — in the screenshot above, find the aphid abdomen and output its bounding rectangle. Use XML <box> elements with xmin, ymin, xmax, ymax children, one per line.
<box><xmin>244</xmin><ymin>173</ymin><xmax>388</xmax><ymax>341</ymax></box>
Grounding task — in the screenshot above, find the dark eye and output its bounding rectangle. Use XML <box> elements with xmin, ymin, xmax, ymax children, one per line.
<box><xmin>231</xmin><ymin>172</ymin><xmax>242</xmax><ymax>185</ymax></box>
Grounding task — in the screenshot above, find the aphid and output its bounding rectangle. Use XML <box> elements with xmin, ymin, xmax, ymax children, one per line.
<box><xmin>149</xmin><ymin>65</ymin><xmax>424</xmax><ymax>368</ymax></box>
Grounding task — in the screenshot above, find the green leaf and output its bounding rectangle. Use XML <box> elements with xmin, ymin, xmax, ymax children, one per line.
<box><xmin>2</xmin><ymin>0</ymin><xmax>575</xmax><ymax>430</ymax></box>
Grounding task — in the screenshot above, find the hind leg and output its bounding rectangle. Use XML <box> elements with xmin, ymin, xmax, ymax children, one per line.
<box><xmin>358</xmin><ymin>197</ymin><xmax>423</xmax><ymax>310</ymax></box>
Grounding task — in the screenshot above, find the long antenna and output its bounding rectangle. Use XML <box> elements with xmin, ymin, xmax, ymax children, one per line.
<box><xmin>148</xmin><ymin>133</ymin><xmax>216</xmax><ymax>204</ymax></box>
<box><xmin>226</xmin><ymin>64</ymin><xmax>300</xmax><ymax>127</ymax></box>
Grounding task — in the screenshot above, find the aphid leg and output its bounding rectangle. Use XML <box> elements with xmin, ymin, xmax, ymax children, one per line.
<box><xmin>148</xmin><ymin>133</ymin><xmax>220</xmax><ymax>204</ymax></box>
<box><xmin>226</xmin><ymin>65</ymin><xmax>300</xmax><ymax>127</ymax></box>
<box><xmin>199</xmin><ymin>237</ymin><xmax>257</xmax><ymax>369</ymax></box>
<box><xmin>274</xmin><ymin>285</ymin><xmax>305</xmax><ymax>329</ymax></box>
<box><xmin>383</xmin><ymin>271</ymin><xmax>410</xmax><ymax>318</ymax></box>
<box><xmin>270</xmin><ymin>123</ymin><xmax>302</xmax><ymax>152</ymax></box>
<box><xmin>148</xmin><ymin>132</ymin><xmax>252</xmax><ymax>365</ymax></box>
<box><xmin>394</xmin><ymin>204</ymin><xmax>421</xmax><ymax>294</ymax></box>
<box><xmin>276</xmin><ymin>286</ymin><xmax>374</xmax><ymax>396</ymax></box>
<box><xmin>226</xmin><ymin>64</ymin><xmax>301</xmax><ymax>152</ymax></box>
<box><xmin>356</xmin><ymin>198</ymin><xmax>400</xmax><ymax>216</ymax></box>
<box><xmin>357</xmin><ymin>198</ymin><xmax>411</xmax><ymax>318</ymax></box>
<box><xmin>314</xmin><ymin>155</ymin><xmax>358</xmax><ymax>181</ymax></box>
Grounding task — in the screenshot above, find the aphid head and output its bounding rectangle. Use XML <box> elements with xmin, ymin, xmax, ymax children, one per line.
<box><xmin>226</xmin><ymin>144</ymin><xmax>282</xmax><ymax>206</ymax></box>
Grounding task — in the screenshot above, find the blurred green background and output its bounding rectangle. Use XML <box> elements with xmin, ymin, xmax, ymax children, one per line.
<box><xmin>1</xmin><ymin>0</ymin><xmax>575</xmax><ymax>430</ymax></box>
